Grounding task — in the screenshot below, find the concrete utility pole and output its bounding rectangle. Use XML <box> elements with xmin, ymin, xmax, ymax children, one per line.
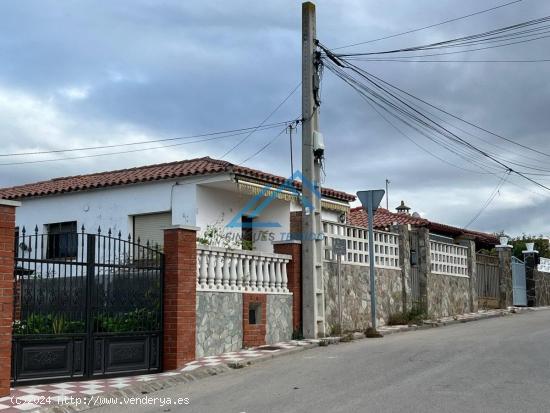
<box><xmin>301</xmin><ymin>1</ymin><xmax>325</xmax><ymax>338</ymax></box>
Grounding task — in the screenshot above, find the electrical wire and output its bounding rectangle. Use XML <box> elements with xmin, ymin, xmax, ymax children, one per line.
<box><xmin>343</xmin><ymin>58</ymin><xmax>550</xmax><ymax>63</ymax></box>
<box><xmin>319</xmin><ymin>45</ymin><xmax>550</xmax><ymax>192</ymax></box>
<box><xmin>219</xmin><ymin>82</ymin><xmax>301</xmax><ymax>159</ymax></box>
<box><xmin>463</xmin><ymin>171</ymin><xmax>510</xmax><ymax>228</ymax></box>
<box><xmin>332</xmin><ymin>0</ymin><xmax>523</xmax><ymax>50</ymax></box>
<box><xmin>333</xmin><ymin>15</ymin><xmax>550</xmax><ymax>58</ymax></box>
<box><xmin>0</xmin><ymin>122</ymin><xmax>296</xmax><ymax>166</ymax></box>
<box><xmin>0</xmin><ymin>121</ymin><xmax>293</xmax><ymax>158</ymax></box>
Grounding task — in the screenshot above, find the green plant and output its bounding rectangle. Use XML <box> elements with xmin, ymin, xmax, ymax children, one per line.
<box><xmin>197</xmin><ymin>216</ymin><xmax>241</xmax><ymax>249</ymax></box>
<box><xmin>511</xmin><ymin>235</ymin><xmax>550</xmax><ymax>260</ymax></box>
<box><xmin>387</xmin><ymin>305</ymin><xmax>427</xmax><ymax>326</ymax></box>
<box><xmin>94</xmin><ymin>308</ymin><xmax>159</xmax><ymax>333</ymax></box>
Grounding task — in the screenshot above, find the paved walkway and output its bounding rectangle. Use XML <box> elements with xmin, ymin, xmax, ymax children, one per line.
<box><xmin>2</xmin><ymin>340</ymin><xmax>318</xmax><ymax>412</ymax></box>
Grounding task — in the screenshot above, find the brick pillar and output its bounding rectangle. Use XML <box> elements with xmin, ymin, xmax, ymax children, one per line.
<box><xmin>162</xmin><ymin>225</ymin><xmax>198</xmax><ymax>370</ymax></box>
<box><xmin>523</xmin><ymin>250</ymin><xmax>538</xmax><ymax>307</ymax></box>
<box><xmin>273</xmin><ymin>241</ymin><xmax>301</xmax><ymax>334</ymax></box>
<box><xmin>496</xmin><ymin>244</ymin><xmax>513</xmax><ymax>308</ymax></box>
<box><xmin>242</xmin><ymin>293</ymin><xmax>267</xmax><ymax>348</ymax></box>
<box><xmin>0</xmin><ymin>200</ymin><xmax>20</xmax><ymax>396</ymax></box>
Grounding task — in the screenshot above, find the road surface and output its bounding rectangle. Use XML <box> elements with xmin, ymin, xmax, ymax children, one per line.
<box><xmin>94</xmin><ymin>310</ymin><xmax>550</xmax><ymax>413</ymax></box>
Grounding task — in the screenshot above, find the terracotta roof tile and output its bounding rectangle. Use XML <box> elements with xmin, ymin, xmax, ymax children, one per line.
<box><xmin>0</xmin><ymin>156</ymin><xmax>355</xmax><ymax>202</ymax></box>
<box><xmin>349</xmin><ymin>207</ymin><xmax>498</xmax><ymax>246</ymax></box>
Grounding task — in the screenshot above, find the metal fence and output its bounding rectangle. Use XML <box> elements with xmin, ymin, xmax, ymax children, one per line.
<box><xmin>12</xmin><ymin>226</ymin><xmax>164</xmax><ymax>385</ymax></box>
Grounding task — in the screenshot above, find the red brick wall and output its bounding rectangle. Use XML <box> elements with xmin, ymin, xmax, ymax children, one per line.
<box><xmin>290</xmin><ymin>211</ymin><xmax>302</xmax><ymax>237</ymax></box>
<box><xmin>0</xmin><ymin>204</ymin><xmax>17</xmax><ymax>396</ymax></box>
<box><xmin>242</xmin><ymin>294</ymin><xmax>266</xmax><ymax>347</ymax></box>
<box><xmin>163</xmin><ymin>227</ymin><xmax>197</xmax><ymax>370</ymax></box>
<box><xmin>274</xmin><ymin>242</ymin><xmax>302</xmax><ymax>333</ymax></box>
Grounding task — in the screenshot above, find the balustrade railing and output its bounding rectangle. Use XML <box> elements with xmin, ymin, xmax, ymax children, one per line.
<box><xmin>196</xmin><ymin>245</ymin><xmax>291</xmax><ymax>293</ymax></box>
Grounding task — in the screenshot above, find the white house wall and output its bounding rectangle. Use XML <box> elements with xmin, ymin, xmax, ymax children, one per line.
<box><xmin>195</xmin><ymin>184</ymin><xmax>290</xmax><ymax>252</ymax></box>
<box><xmin>14</xmin><ymin>180</ymin><xmax>180</xmax><ymax>237</ymax></box>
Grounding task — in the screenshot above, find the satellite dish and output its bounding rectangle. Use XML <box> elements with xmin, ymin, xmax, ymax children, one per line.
<box><xmin>412</xmin><ymin>212</ymin><xmax>421</xmax><ymax>218</ymax></box>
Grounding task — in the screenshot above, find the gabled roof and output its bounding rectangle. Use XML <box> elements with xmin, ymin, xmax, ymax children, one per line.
<box><xmin>349</xmin><ymin>206</ymin><xmax>498</xmax><ymax>246</ymax></box>
<box><xmin>0</xmin><ymin>156</ymin><xmax>355</xmax><ymax>202</ymax></box>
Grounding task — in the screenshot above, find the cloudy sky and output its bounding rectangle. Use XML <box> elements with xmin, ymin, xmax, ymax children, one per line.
<box><xmin>0</xmin><ymin>0</ymin><xmax>549</xmax><ymax>236</ymax></box>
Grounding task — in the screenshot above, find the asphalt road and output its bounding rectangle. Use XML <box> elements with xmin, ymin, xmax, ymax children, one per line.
<box><xmin>95</xmin><ymin>310</ymin><xmax>550</xmax><ymax>413</ymax></box>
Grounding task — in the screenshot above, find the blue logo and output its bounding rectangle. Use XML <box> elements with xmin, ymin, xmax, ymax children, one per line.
<box><xmin>226</xmin><ymin>170</ymin><xmax>321</xmax><ymax>229</ymax></box>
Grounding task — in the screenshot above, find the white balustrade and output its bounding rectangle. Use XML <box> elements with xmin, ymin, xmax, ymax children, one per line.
<box><xmin>322</xmin><ymin>221</ymin><xmax>401</xmax><ymax>269</ymax></box>
<box><xmin>196</xmin><ymin>245</ymin><xmax>292</xmax><ymax>293</ymax></box>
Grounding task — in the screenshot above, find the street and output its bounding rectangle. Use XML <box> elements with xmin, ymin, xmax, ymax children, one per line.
<box><xmin>94</xmin><ymin>310</ymin><xmax>550</xmax><ymax>413</ymax></box>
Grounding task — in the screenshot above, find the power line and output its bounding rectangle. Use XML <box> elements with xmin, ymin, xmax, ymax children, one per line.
<box><xmin>0</xmin><ymin>121</ymin><xmax>292</xmax><ymax>158</ymax></box>
<box><xmin>238</xmin><ymin>121</ymin><xmax>300</xmax><ymax>165</ymax></box>
<box><xmin>350</xmin><ymin>62</ymin><xmax>550</xmax><ymax>160</ymax></box>
<box><xmin>0</xmin><ymin>122</ymin><xmax>296</xmax><ymax>166</ymax></box>
<box><xmin>334</xmin><ymin>15</ymin><xmax>550</xmax><ymax>57</ymax></box>
<box><xmin>332</xmin><ymin>0</ymin><xmax>523</xmax><ymax>50</ymax></box>
<box><xmin>323</xmin><ymin>59</ymin><xmax>502</xmax><ymax>175</ymax></box>
<box><xmin>220</xmin><ymin>82</ymin><xmax>301</xmax><ymax>159</ymax></box>
<box><xmin>463</xmin><ymin>171</ymin><xmax>510</xmax><ymax>228</ymax></box>
<box><xmin>319</xmin><ymin>46</ymin><xmax>550</xmax><ymax>192</ymax></box>
<box><xmin>343</xmin><ymin>58</ymin><xmax>550</xmax><ymax>63</ymax></box>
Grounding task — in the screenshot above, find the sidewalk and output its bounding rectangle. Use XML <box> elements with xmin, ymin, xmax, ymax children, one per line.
<box><xmin>2</xmin><ymin>340</ymin><xmax>319</xmax><ymax>413</ymax></box>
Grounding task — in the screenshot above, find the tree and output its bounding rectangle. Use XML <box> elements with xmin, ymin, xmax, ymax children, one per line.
<box><xmin>510</xmin><ymin>235</ymin><xmax>550</xmax><ymax>260</ymax></box>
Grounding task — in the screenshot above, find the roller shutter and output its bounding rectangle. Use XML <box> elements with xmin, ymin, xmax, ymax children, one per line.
<box><xmin>133</xmin><ymin>212</ymin><xmax>172</xmax><ymax>248</ymax></box>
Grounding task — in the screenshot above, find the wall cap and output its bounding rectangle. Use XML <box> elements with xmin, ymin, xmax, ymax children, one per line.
<box><xmin>496</xmin><ymin>245</ymin><xmax>513</xmax><ymax>250</ymax></box>
<box><xmin>272</xmin><ymin>240</ymin><xmax>302</xmax><ymax>245</ymax></box>
<box><xmin>162</xmin><ymin>225</ymin><xmax>200</xmax><ymax>232</ymax></box>
<box><xmin>0</xmin><ymin>199</ymin><xmax>21</xmax><ymax>207</ymax></box>
<box><xmin>523</xmin><ymin>250</ymin><xmax>539</xmax><ymax>254</ymax></box>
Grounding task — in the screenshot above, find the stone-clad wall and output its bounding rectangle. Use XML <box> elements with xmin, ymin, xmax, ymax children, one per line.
<box><xmin>196</xmin><ymin>291</ymin><xmax>293</xmax><ymax>357</ymax></box>
<box><xmin>427</xmin><ymin>273</ymin><xmax>470</xmax><ymax>318</ymax></box>
<box><xmin>196</xmin><ymin>292</ymin><xmax>243</xmax><ymax>358</ymax></box>
<box><xmin>323</xmin><ymin>262</ymin><xmax>403</xmax><ymax>332</ymax></box>
<box><xmin>535</xmin><ymin>270</ymin><xmax>550</xmax><ymax>306</ymax></box>
<box><xmin>266</xmin><ymin>295</ymin><xmax>293</xmax><ymax>343</ymax></box>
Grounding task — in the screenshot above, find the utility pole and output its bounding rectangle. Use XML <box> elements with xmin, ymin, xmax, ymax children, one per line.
<box><xmin>385</xmin><ymin>178</ymin><xmax>390</xmax><ymax>210</ymax></box>
<box><xmin>301</xmin><ymin>1</ymin><xmax>325</xmax><ymax>338</ymax></box>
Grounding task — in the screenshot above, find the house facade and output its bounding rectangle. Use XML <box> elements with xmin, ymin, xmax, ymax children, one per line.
<box><xmin>0</xmin><ymin>157</ymin><xmax>354</xmax><ymax>253</ymax></box>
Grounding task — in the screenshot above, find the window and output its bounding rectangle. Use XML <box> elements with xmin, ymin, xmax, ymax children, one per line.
<box><xmin>47</xmin><ymin>221</ymin><xmax>78</xmax><ymax>259</ymax></box>
<box><xmin>242</xmin><ymin>216</ymin><xmax>254</xmax><ymax>250</ymax></box>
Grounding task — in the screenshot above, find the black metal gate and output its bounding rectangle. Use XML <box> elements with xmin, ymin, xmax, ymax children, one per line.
<box><xmin>12</xmin><ymin>226</ymin><xmax>164</xmax><ymax>385</ymax></box>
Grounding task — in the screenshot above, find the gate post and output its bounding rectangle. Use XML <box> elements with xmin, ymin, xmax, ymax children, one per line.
<box><xmin>523</xmin><ymin>250</ymin><xmax>539</xmax><ymax>307</ymax></box>
<box><xmin>0</xmin><ymin>200</ymin><xmax>20</xmax><ymax>396</ymax></box>
<box><xmin>273</xmin><ymin>240</ymin><xmax>301</xmax><ymax>334</ymax></box>
<box><xmin>395</xmin><ymin>224</ymin><xmax>412</xmax><ymax>312</ymax></box>
<box><xmin>496</xmin><ymin>244</ymin><xmax>513</xmax><ymax>308</ymax></box>
<box><xmin>162</xmin><ymin>225</ymin><xmax>199</xmax><ymax>370</ymax></box>
<box><xmin>458</xmin><ymin>235</ymin><xmax>477</xmax><ymax>313</ymax></box>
